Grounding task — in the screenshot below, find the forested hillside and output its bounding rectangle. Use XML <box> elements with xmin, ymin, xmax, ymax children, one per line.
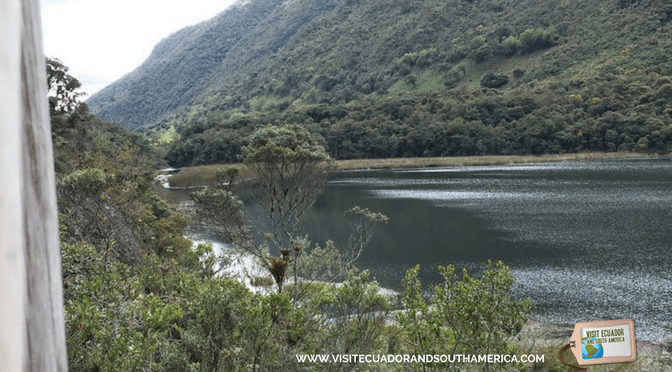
<box><xmin>87</xmin><ymin>0</ymin><xmax>341</xmax><ymax>130</ymax></box>
<box><xmin>87</xmin><ymin>0</ymin><xmax>672</xmax><ymax>166</ymax></box>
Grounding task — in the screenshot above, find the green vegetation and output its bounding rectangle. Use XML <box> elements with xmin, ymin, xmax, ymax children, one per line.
<box><xmin>399</xmin><ymin>262</ymin><xmax>532</xmax><ymax>371</ymax></box>
<box><xmin>53</xmin><ymin>67</ymin><xmax>540</xmax><ymax>370</ymax></box>
<box><xmin>53</xmin><ymin>0</ymin><xmax>672</xmax><ymax>361</ymax></box>
<box><xmin>168</xmin><ymin>163</ymin><xmax>255</xmax><ymax>188</ymax></box>
<box><xmin>85</xmin><ymin>0</ymin><xmax>672</xmax><ymax>170</ymax></box>
<box><xmin>165</xmin><ymin>72</ymin><xmax>672</xmax><ymax>166</ymax></box>
<box><xmin>191</xmin><ymin>124</ymin><xmax>340</xmax><ymax>296</ymax></box>
<box><xmin>47</xmin><ymin>57</ymin><xmax>84</xmax><ymax>115</ymax></box>
<box><xmin>157</xmin><ymin>124</ymin><xmax>178</xmax><ymax>143</ymax></box>
<box><xmin>145</xmin><ymin>0</ymin><xmax>672</xmax><ymax>166</ymax></box>
<box><xmin>168</xmin><ymin>152</ymin><xmax>647</xmax><ymax>188</ymax></box>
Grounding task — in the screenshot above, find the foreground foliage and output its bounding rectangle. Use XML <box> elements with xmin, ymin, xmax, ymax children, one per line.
<box><xmin>62</xmin><ymin>242</ymin><xmax>672</xmax><ymax>371</ymax></box>
<box><xmin>51</xmin><ymin>88</ymin><xmax>532</xmax><ymax>371</ymax></box>
<box><xmin>63</xmin><ymin>237</ymin><xmax>535</xmax><ymax>372</ymax></box>
<box><xmin>399</xmin><ymin>262</ymin><xmax>532</xmax><ymax>372</ymax></box>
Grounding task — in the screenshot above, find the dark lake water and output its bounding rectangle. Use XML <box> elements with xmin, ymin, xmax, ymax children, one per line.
<box><xmin>162</xmin><ymin>156</ymin><xmax>672</xmax><ymax>341</ymax></box>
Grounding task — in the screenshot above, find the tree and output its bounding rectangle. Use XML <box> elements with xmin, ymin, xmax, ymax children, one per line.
<box><xmin>215</xmin><ymin>165</ymin><xmax>240</xmax><ymax>191</ymax></box>
<box><xmin>58</xmin><ymin>168</ymin><xmax>142</xmax><ymax>265</ymax></box>
<box><xmin>242</xmin><ymin>124</ymin><xmax>336</xmax><ymax>251</ymax></box>
<box><xmin>190</xmin><ymin>187</ymin><xmax>251</xmax><ymax>270</ymax></box>
<box><xmin>242</xmin><ymin>124</ymin><xmax>336</xmax><ymax>293</ymax></box>
<box><xmin>46</xmin><ymin>57</ymin><xmax>84</xmax><ymax>116</ymax></box>
<box><xmin>192</xmin><ymin>124</ymin><xmax>391</xmax><ymax>298</ymax></box>
<box><xmin>342</xmin><ymin>206</ymin><xmax>389</xmax><ymax>266</ymax></box>
<box><xmin>192</xmin><ymin>124</ymin><xmax>336</xmax><ymax>294</ymax></box>
<box><xmin>46</xmin><ymin>57</ymin><xmax>91</xmax><ymax>171</ymax></box>
<box><xmin>480</xmin><ymin>71</ymin><xmax>509</xmax><ymax>89</ymax></box>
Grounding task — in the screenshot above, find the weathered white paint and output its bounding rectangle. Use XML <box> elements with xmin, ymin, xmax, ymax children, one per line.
<box><xmin>1</xmin><ymin>0</ymin><xmax>69</xmax><ymax>370</ymax></box>
<box><xmin>0</xmin><ymin>0</ymin><xmax>27</xmax><ymax>371</ymax></box>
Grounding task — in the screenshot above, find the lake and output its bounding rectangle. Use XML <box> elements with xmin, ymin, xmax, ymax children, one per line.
<box><xmin>162</xmin><ymin>156</ymin><xmax>672</xmax><ymax>341</ymax></box>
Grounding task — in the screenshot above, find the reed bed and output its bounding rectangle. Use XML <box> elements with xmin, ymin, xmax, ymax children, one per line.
<box><xmin>335</xmin><ymin>152</ymin><xmax>647</xmax><ymax>170</ymax></box>
<box><xmin>166</xmin><ymin>152</ymin><xmax>650</xmax><ymax>188</ymax></box>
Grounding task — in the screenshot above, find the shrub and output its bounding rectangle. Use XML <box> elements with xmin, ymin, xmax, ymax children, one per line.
<box><xmin>416</xmin><ymin>48</ymin><xmax>438</xmax><ymax>67</ymax></box>
<box><xmin>435</xmin><ymin>261</ymin><xmax>532</xmax><ymax>356</ymax></box>
<box><xmin>469</xmin><ymin>35</ymin><xmax>487</xmax><ymax>50</ymax></box>
<box><xmin>518</xmin><ymin>26</ymin><xmax>557</xmax><ymax>53</ymax></box>
<box><xmin>502</xmin><ymin>35</ymin><xmax>521</xmax><ymax>56</ymax></box>
<box><xmin>481</xmin><ymin>71</ymin><xmax>510</xmax><ymax>88</ymax></box>
<box><xmin>398</xmin><ymin>261</ymin><xmax>532</xmax><ymax>371</ymax></box>
<box><xmin>397</xmin><ymin>52</ymin><xmax>418</xmax><ymax>66</ymax></box>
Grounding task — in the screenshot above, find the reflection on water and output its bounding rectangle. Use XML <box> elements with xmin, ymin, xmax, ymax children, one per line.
<box><xmin>306</xmin><ymin>157</ymin><xmax>672</xmax><ymax>341</ymax></box>
<box><xmin>160</xmin><ymin>157</ymin><xmax>672</xmax><ymax>341</ymax></box>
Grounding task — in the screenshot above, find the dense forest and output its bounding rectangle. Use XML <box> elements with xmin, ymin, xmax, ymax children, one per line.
<box><xmin>85</xmin><ymin>0</ymin><xmax>672</xmax><ymax>166</ymax></box>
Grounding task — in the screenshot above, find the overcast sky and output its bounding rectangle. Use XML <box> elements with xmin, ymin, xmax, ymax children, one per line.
<box><xmin>40</xmin><ymin>0</ymin><xmax>238</xmax><ymax>98</ymax></box>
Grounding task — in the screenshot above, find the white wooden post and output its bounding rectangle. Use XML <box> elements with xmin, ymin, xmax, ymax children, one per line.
<box><xmin>0</xmin><ymin>0</ymin><xmax>27</xmax><ymax>370</ymax></box>
<box><xmin>0</xmin><ymin>0</ymin><xmax>69</xmax><ymax>370</ymax></box>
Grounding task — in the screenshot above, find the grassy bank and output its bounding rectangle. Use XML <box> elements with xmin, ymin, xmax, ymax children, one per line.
<box><xmin>335</xmin><ymin>152</ymin><xmax>649</xmax><ymax>170</ymax></box>
<box><xmin>166</xmin><ymin>152</ymin><xmax>651</xmax><ymax>188</ymax></box>
<box><xmin>165</xmin><ymin>163</ymin><xmax>256</xmax><ymax>189</ymax></box>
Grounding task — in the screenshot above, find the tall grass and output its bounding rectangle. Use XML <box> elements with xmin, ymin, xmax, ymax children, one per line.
<box><xmin>334</xmin><ymin>152</ymin><xmax>647</xmax><ymax>170</ymax></box>
<box><xmin>166</xmin><ymin>152</ymin><xmax>649</xmax><ymax>188</ymax></box>
<box><xmin>166</xmin><ymin>163</ymin><xmax>254</xmax><ymax>189</ymax></box>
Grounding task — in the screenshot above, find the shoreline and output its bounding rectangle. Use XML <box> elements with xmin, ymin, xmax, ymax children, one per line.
<box><xmin>165</xmin><ymin>152</ymin><xmax>656</xmax><ymax>188</ymax></box>
<box><xmin>174</xmin><ymin>154</ymin><xmax>671</xmax><ymax>344</ymax></box>
<box><xmin>333</xmin><ymin>152</ymin><xmax>652</xmax><ymax>171</ymax></box>
<box><xmin>201</xmin><ymin>239</ymin><xmax>671</xmax><ymax>348</ymax></box>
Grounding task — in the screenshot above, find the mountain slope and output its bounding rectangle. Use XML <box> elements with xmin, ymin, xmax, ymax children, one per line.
<box><xmin>87</xmin><ymin>0</ymin><xmax>284</xmax><ymax>130</ymax></box>
<box><xmin>88</xmin><ymin>0</ymin><xmax>672</xmax><ymax>165</ymax></box>
<box><xmin>88</xmin><ymin>0</ymin><xmax>342</xmax><ymax>130</ymax></box>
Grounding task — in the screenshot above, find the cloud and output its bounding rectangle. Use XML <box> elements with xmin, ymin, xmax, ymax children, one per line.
<box><xmin>40</xmin><ymin>0</ymin><xmax>236</xmax><ymax>97</ymax></box>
